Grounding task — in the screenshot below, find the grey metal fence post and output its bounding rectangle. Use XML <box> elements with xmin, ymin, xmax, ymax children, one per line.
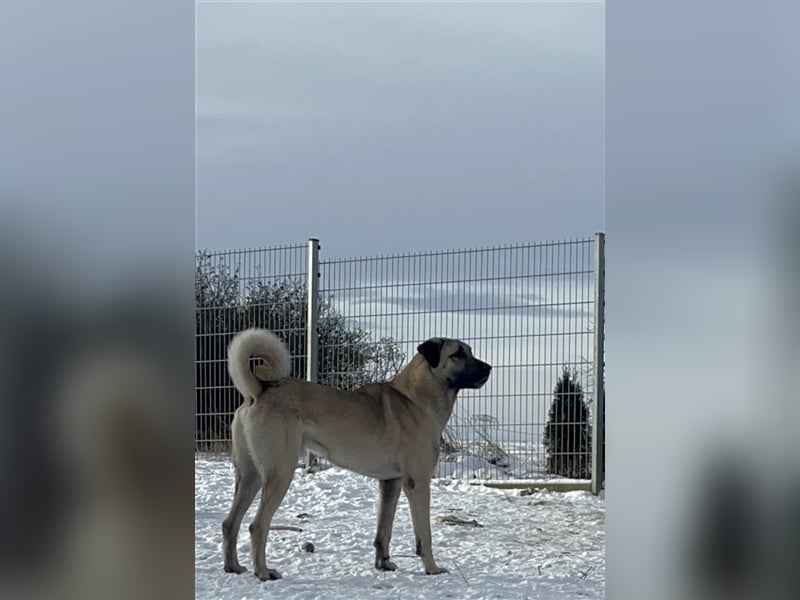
<box><xmin>305</xmin><ymin>238</ymin><xmax>320</xmax><ymax>470</ymax></box>
<box><xmin>591</xmin><ymin>232</ymin><xmax>606</xmax><ymax>494</ymax></box>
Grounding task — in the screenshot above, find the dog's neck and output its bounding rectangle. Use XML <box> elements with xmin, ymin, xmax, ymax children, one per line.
<box><xmin>392</xmin><ymin>355</ymin><xmax>458</xmax><ymax>432</ymax></box>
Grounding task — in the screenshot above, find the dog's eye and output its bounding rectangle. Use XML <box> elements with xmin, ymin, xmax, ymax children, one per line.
<box><xmin>451</xmin><ymin>347</ymin><xmax>466</xmax><ymax>360</ymax></box>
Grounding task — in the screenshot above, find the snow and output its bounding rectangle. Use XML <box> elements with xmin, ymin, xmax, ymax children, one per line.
<box><xmin>196</xmin><ymin>456</ymin><xmax>605</xmax><ymax>599</ymax></box>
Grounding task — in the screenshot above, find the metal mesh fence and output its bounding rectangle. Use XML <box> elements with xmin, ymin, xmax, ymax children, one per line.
<box><xmin>317</xmin><ymin>239</ymin><xmax>598</xmax><ymax>481</ymax></box>
<box><xmin>195</xmin><ymin>237</ymin><xmax>603</xmax><ymax>485</ymax></box>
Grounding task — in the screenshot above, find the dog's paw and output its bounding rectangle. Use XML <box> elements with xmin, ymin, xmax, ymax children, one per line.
<box><xmin>375</xmin><ymin>558</ymin><xmax>397</xmax><ymax>571</ymax></box>
<box><xmin>254</xmin><ymin>567</ymin><xmax>283</xmax><ymax>581</ymax></box>
<box><xmin>224</xmin><ymin>564</ymin><xmax>247</xmax><ymax>574</ymax></box>
<box><xmin>425</xmin><ymin>565</ymin><xmax>449</xmax><ymax>575</ymax></box>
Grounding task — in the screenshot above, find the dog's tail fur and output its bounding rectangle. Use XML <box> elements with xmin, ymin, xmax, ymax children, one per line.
<box><xmin>227</xmin><ymin>328</ymin><xmax>291</xmax><ymax>400</ymax></box>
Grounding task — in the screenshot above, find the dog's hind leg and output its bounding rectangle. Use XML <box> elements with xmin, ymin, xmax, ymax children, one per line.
<box><xmin>374</xmin><ymin>478</ymin><xmax>402</xmax><ymax>571</ymax></box>
<box><xmin>222</xmin><ymin>461</ymin><xmax>260</xmax><ymax>574</ymax></box>
<box><xmin>248</xmin><ymin>462</ymin><xmax>296</xmax><ymax>581</ymax></box>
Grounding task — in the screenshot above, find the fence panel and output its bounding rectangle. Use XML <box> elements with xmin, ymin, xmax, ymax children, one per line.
<box><xmin>317</xmin><ymin>239</ymin><xmax>598</xmax><ymax>482</ymax></box>
<box><xmin>195</xmin><ymin>244</ymin><xmax>308</xmax><ymax>451</ymax></box>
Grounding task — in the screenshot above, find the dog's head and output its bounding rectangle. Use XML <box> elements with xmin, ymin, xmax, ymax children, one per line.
<box><xmin>417</xmin><ymin>338</ymin><xmax>492</xmax><ymax>390</ymax></box>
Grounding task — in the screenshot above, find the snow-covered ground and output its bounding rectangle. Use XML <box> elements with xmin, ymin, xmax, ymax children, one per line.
<box><xmin>196</xmin><ymin>456</ymin><xmax>604</xmax><ymax>599</ymax></box>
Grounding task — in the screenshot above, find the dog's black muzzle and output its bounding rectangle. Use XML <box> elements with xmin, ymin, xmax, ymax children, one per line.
<box><xmin>454</xmin><ymin>360</ymin><xmax>492</xmax><ymax>390</ymax></box>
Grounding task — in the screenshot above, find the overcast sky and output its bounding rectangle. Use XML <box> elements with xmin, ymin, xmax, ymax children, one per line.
<box><xmin>196</xmin><ymin>2</ymin><xmax>604</xmax><ymax>258</ymax></box>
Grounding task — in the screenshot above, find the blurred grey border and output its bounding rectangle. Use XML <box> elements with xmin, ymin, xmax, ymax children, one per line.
<box><xmin>4</xmin><ymin>1</ymin><xmax>798</xmax><ymax>599</ymax></box>
<box><xmin>607</xmin><ymin>1</ymin><xmax>799</xmax><ymax>600</ymax></box>
<box><xmin>0</xmin><ymin>1</ymin><xmax>194</xmax><ymax>599</ymax></box>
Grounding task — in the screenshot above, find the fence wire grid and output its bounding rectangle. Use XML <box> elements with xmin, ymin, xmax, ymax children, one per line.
<box><xmin>195</xmin><ymin>236</ymin><xmax>605</xmax><ymax>488</ymax></box>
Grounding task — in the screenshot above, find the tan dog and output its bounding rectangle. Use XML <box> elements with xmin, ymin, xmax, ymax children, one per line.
<box><xmin>221</xmin><ymin>328</ymin><xmax>492</xmax><ymax>581</ymax></box>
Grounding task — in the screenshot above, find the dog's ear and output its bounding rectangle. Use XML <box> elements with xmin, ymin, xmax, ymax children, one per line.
<box><xmin>417</xmin><ymin>338</ymin><xmax>445</xmax><ymax>368</ymax></box>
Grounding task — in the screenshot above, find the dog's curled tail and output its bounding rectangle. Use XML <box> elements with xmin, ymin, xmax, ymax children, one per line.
<box><xmin>227</xmin><ymin>328</ymin><xmax>291</xmax><ymax>400</ymax></box>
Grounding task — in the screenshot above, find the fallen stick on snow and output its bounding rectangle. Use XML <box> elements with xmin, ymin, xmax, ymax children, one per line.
<box><xmin>436</xmin><ymin>515</ymin><xmax>483</xmax><ymax>528</ymax></box>
<box><xmin>269</xmin><ymin>525</ymin><xmax>303</xmax><ymax>532</ymax></box>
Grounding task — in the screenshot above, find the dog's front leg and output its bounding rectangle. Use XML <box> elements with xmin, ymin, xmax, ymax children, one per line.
<box><xmin>402</xmin><ymin>475</ymin><xmax>448</xmax><ymax>575</ymax></box>
<box><xmin>374</xmin><ymin>478</ymin><xmax>402</xmax><ymax>571</ymax></box>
